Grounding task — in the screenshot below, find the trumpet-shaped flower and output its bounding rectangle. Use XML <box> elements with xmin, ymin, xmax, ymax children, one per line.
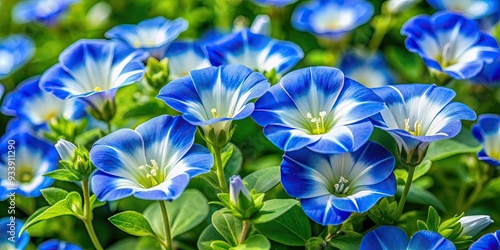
<box><xmin>157</xmin><ymin>65</ymin><xmax>270</xmax><ymax>137</ymax></box>
<box><xmin>0</xmin><ymin>132</ymin><xmax>59</xmax><ymax>200</ymax></box>
<box><xmin>292</xmin><ymin>0</ymin><xmax>374</xmax><ymax>40</ymax></box>
<box><xmin>0</xmin><ymin>218</ymin><xmax>30</xmax><ymax>250</ymax></box>
<box><xmin>38</xmin><ymin>239</ymin><xmax>82</xmax><ymax>250</ymax></box>
<box><xmin>163</xmin><ymin>41</ymin><xmax>211</xmax><ymax>79</ymax></box>
<box><xmin>401</xmin><ymin>11</ymin><xmax>500</xmax><ymax>79</ymax></box>
<box><xmin>360</xmin><ymin>226</ymin><xmax>456</xmax><ymax>250</ymax></box>
<box><xmin>472</xmin><ymin>114</ymin><xmax>500</xmax><ymax>167</ymax></box>
<box><xmin>371</xmin><ymin>84</ymin><xmax>476</xmax><ymax>166</ymax></box>
<box><xmin>458</xmin><ymin>215</ymin><xmax>494</xmax><ymax>237</ymax></box>
<box><xmin>469</xmin><ymin>230</ymin><xmax>500</xmax><ymax>250</ymax></box>
<box><xmin>105</xmin><ymin>16</ymin><xmax>188</xmax><ymax>59</ymax></box>
<box><xmin>338</xmin><ymin>50</ymin><xmax>394</xmax><ymax>88</ymax></box>
<box><xmin>12</xmin><ymin>0</ymin><xmax>79</xmax><ymax>26</ymax></box>
<box><xmin>252</xmin><ymin>66</ymin><xmax>384</xmax><ymax>154</ymax></box>
<box><xmin>281</xmin><ymin>141</ymin><xmax>396</xmax><ymax>225</ymax></box>
<box><xmin>205</xmin><ymin>29</ymin><xmax>303</xmax><ymax>76</ymax></box>
<box><xmin>90</xmin><ymin>115</ymin><xmax>213</xmax><ymax>201</ymax></box>
<box><xmin>0</xmin><ymin>34</ymin><xmax>34</xmax><ymax>80</ymax></box>
<box><xmin>2</xmin><ymin>76</ymin><xmax>86</xmax><ymax>128</ymax></box>
<box><xmin>40</xmin><ymin>39</ymin><xmax>147</xmax><ymax>121</ymax></box>
<box><xmin>426</xmin><ymin>0</ymin><xmax>499</xmax><ymax>19</ymax></box>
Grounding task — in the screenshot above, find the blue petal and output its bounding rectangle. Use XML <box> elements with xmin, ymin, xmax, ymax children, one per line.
<box><xmin>360</xmin><ymin>226</ymin><xmax>408</xmax><ymax>250</ymax></box>
<box><xmin>171</xmin><ymin>144</ymin><xmax>213</xmax><ymax>178</ymax></box>
<box><xmin>91</xmin><ymin>170</ymin><xmax>139</xmax><ymax>201</ymax></box>
<box><xmin>38</xmin><ymin>239</ymin><xmax>82</xmax><ymax>250</ymax></box>
<box><xmin>263</xmin><ymin>124</ymin><xmax>319</xmax><ymax>151</ymax></box>
<box><xmin>407</xmin><ymin>230</ymin><xmax>456</xmax><ymax>250</ymax></box>
<box><xmin>134</xmin><ymin>173</ymin><xmax>190</xmax><ymax>200</ymax></box>
<box><xmin>0</xmin><ymin>34</ymin><xmax>35</xmax><ymax>79</ymax></box>
<box><xmin>307</xmin><ymin>120</ymin><xmax>373</xmax><ymax>153</ymax></box>
<box><xmin>300</xmin><ymin>194</ymin><xmax>352</xmax><ymax>226</ymax></box>
<box><xmin>164</xmin><ymin>41</ymin><xmax>211</xmax><ymax>79</ymax></box>
<box><xmin>469</xmin><ymin>230</ymin><xmax>500</xmax><ymax>250</ymax></box>
<box><xmin>0</xmin><ymin>217</ymin><xmax>30</xmax><ymax>249</ymax></box>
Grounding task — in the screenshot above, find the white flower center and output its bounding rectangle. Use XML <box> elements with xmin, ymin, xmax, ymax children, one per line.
<box><xmin>405</xmin><ymin>118</ymin><xmax>423</xmax><ymax>136</ymax></box>
<box><xmin>138</xmin><ymin>159</ymin><xmax>161</xmax><ymax>187</ymax></box>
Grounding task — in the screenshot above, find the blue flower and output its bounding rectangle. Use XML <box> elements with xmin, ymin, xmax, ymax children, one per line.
<box><xmin>0</xmin><ymin>217</ymin><xmax>30</xmax><ymax>250</ymax></box>
<box><xmin>360</xmin><ymin>226</ymin><xmax>456</xmax><ymax>250</ymax></box>
<box><xmin>458</xmin><ymin>215</ymin><xmax>494</xmax><ymax>237</ymax></box>
<box><xmin>12</xmin><ymin>0</ymin><xmax>79</xmax><ymax>26</ymax></box>
<box><xmin>2</xmin><ymin>76</ymin><xmax>86</xmax><ymax>128</ymax></box>
<box><xmin>38</xmin><ymin>239</ymin><xmax>82</xmax><ymax>250</ymax></box>
<box><xmin>472</xmin><ymin>58</ymin><xmax>500</xmax><ymax>86</ymax></box>
<box><xmin>157</xmin><ymin>65</ymin><xmax>270</xmax><ymax>137</ymax></box>
<box><xmin>90</xmin><ymin>115</ymin><xmax>213</xmax><ymax>201</ymax></box>
<box><xmin>163</xmin><ymin>41</ymin><xmax>211</xmax><ymax>79</ymax></box>
<box><xmin>401</xmin><ymin>11</ymin><xmax>500</xmax><ymax>79</ymax></box>
<box><xmin>281</xmin><ymin>141</ymin><xmax>396</xmax><ymax>225</ymax></box>
<box><xmin>472</xmin><ymin>114</ymin><xmax>500</xmax><ymax>167</ymax></box>
<box><xmin>371</xmin><ymin>84</ymin><xmax>476</xmax><ymax>166</ymax></box>
<box><xmin>0</xmin><ymin>132</ymin><xmax>59</xmax><ymax>200</ymax></box>
<box><xmin>469</xmin><ymin>229</ymin><xmax>500</xmax><ymax>250</ymax></box>
<box><xmin>426</xmin><ymin>0</ymin><xmax>499</xmax><ymax>19</ymax></box>
<box><xmin>105</xmin><ymin>16</ymin><xmax>188</xmax><ymax>59</ymax></box>
<box><xmin>0</xmin><ymin>34</ymin><xmax>35</xmax><ymax>80</ymax></box>
<box><xmin>205</xmin><ymin>29</ymin><xmax>303</xmax><ymax>76</ymax></box>
<box><xmin>252</xmin><ymin>66</ymin><xmax>384</xmax><ymax>154</ymax></box>
<box><xmin>292</xmin><ymin>0</ymin><xmax>374</xmax><ymax>40</ymax></box>
<box><xmin>252</xmin><ymin>0</ymin><xmax>297</xmax><ymax>7</ymax></box>
<box><xmin>338</xmin><ymin>50</ymin><xmax>395</xmax><ymax>88</ymax></box>
<box><xmin>40</xmin><ymin>39</ymin><xmax>147</xmax><ymax>121</ymax></box>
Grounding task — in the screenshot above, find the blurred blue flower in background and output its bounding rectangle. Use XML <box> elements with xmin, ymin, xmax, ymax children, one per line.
<box><xmin>12</xmin><ymin>0</ymin><xmax>79</xmax><ymax>26</ymax></box>
<box><xmin>163</xmin><ymin>41</ymin><xmax>211</xmax><ymax>79</ymax></box>
<box><xmin>385</xmin><ymin>0</ymin><xmax>420</xmax><ymax>14</ymax></box>
<box><xmin>252</xmin><ymin>67</ymin><xmax>384</xmax><ymax>153</ymax></box>
<box><xmin>0</xmin><ymin>132</ymin><xmax>59</xmax><ymax>200</ymax></box>
<box><xmin>292</xmin><ymin>0</ymin><xmax>374</xmax><ymax>40</ymax></box>
<box><xmin>0</xmin><ymin>218</ymin><xmax>30</xmax><ymax>250</ymax></box>
<box><xmin>158</xmin><ymin>65</ymin><xmax>269</xmax><ymax>137</ymax></box>
<box><xmin>401</xmin><ymin>11</ymin><xmax>500</xmax><ymax>80</ymax></box>
<box><xmin>38</xmin><ymin>239</ymin><xmax>82</xmax><ymax>250</ymax></box>
<box><xmin>205</xmin><ymin>29</ymin><xmax>303</xmax><ymax>76</ymax></box>
<box><xmin>281</xmin><ymin>141</ymin><xmax>396</xmax><ymax>225</ymax></box>
<box><xmin>470</xmin><ymin>229</ymin><xmax>500</xmax><ymax>250</ymax></box>
<box><xmin>105</xmin><ymin>16</ymin><xmax>188</xmax><ymax>59</ymax></box>
<box><xmin>0</xmin><ymin>34</ymin><xmax>35</xmax><ymax>80</ymax></box>
<box><xmin>426</xmin><ymin>0</ymin><xmax>500</xmax><ymax>29</ymax></box>
<box><xmin>252</xmin><ymin>0</ymin><xmax>297</xmax><ymax>7</ymax></box>
<box><xmin>371</xmin><ymin>84</ymin><xmax>476</xmax><ymax>166</ymax></box>
<box><xmin>338</xmin><ymin>50</ymin><xmax>395</xmax><ymax>88</ymax></box>
<box><xmin>90</xmin><ymin>115</ymin><xmax>213</xmax><ymax>201</ymax></box>
<box><xmin>40</xmin><ymin>39</ymin><xmax>147</xmax><ymax>121</ymax></box>
<box><xmin>472</xmin><ymin>114</ymin><xmax>500</xmax><ymax>167</ymax></box>
<box><xmin>360</xmin><ymin>226</ymin><xmax>455</xmax><ymax>250</ymax></box>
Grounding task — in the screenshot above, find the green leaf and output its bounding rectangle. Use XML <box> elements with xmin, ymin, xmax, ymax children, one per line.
<box><xmin>424</xmin><ymin>127</ymin><xmax>481</xmax><ymax>162</ymax></box>
<box><xmin>122</xmin><ymin>102</ymin><xmax>167</xmax><ymax>119</ymax></box>
<box><xmin>253</xmin><ymin>205</ymin><xmax>311</xmax><ymax>246</ymax></box>
<box><xmin>224</xmin><ymin>143</ymin><xmax>243</xmax><ymax>178</ymax></box>
<box><xmin>198</xmin><ymin>225</ymin><xmax>226</xmax><ymax>250</ymax></box>
<box><xmin>306</xmin><ymin>237</ymin><xmax>326</xmax><ymax>250</ymax></box>
<box><xmin>231</xmin><ymin>235</ymin><xmax>271</xmax><ymax>250</ymax></box>
<box><xmin>90</xmin><ymin>194</ymin><xmax>106</xmax><ymax>210</ymax></box>
<box><xmin>328</xmin><ymin>231</ymin><xmax>363</xmax><ymax>250</ymax></box>
<box><xmin>426</xmin><ymin>206</ymin><xmax>440</xmax><ymax>231</ymax></box>
<box><xmin>384</xmin><ymin>46</ymin><xmax>425</xmax><ymax>81</ymax></box>
<box><xmin>394</xmin><ymin>160</ymin><xmax>432</xmax><ymax>183</ymax></box>
<box><xmin>243</xmin><ymin>166</ymin><xmax>280</xmax><ymax>193</ymax></box>
<box><xmin>397</xmin><ymin>185</ymin><xmax>446</xmax><ymax>211</ymax></box>
<box><xmin>251</xmin><ymin>199</ymin><xmax>299</xmax><ymax>224</ymax></box>
<box><xmin>212</xmin><ymin>209</ymin><xmax>243</xmax><ymax>247</ymax></box>
<box><xmin>44</xmin><ymin>169</ymin><xmax>82</xmax><ymax>182</ymax></box>
<box><xmin>41</xmin><ymin>187</ymin><xmax>69</xmax><ymax>206</ymax></box>
<box><xmin>108</xmin><ymin>211</ymin><xmax>156</xmax><ymax>237</ymax></box>
<box><xmin>74</xmin><ymin>128</ymin><xmax>102</xmax><ymax>146</ymax></box>
<box><xmin>212</xmin><ymin>241</ymin><xmax>232</xmax><ymax>250</ymax></box>
<box><xmin>143</xmin><ymin>189</ymin><xmax>209</xmax><ymax>238</ymax></box>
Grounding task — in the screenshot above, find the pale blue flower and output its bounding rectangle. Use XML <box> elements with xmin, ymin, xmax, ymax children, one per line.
<box><xmin>0</xmin><ymin>218</ymin><xmax>30</xmax><ymax>250</ymax></box>
<box><xmin>0</xmin><ymin>35</ymin><xmax>35</xmax><ymax>80</ymax></box>
<box><xmin>13</xmin><ymin>0</ymin><xmax>79</xmax><ymax>26</ymax></box>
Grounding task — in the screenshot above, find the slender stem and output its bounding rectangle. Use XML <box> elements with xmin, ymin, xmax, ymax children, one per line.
<box><xmin>393</xmin><ymin>166</ymin><xmax>416</xmax><ymax>221</ymax></box>
<box><xmin>368</xmin><ymin>14</ymin><xmax>392</xmax><ymax>51</ymax></box>
<box><xmin>213</xmin><ymin>145</ymin><xmax>229</xmax><ymax>193</ymax></box>
<box><xmin>82</xmin><ymin>178</ymin><xmax>104</xmax><ymax>250</ymax></box>
<box><xmin>159</xmin><ymin>201</ymin><xmax>173</xmax><ymax>250</ymax></box>
<box><xmin>107</xmin><ymin>122</ymin><xmax>112</xmax><ymax>134</ymax></box>
<box><xmin>239</xmin><ymin>220</ymin><xmax>251</xmax><ymax>245</ymax></box>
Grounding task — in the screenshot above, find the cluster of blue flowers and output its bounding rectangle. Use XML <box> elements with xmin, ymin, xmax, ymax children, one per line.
<box><xmin>1</xmin><ymin>0</ymin><xmax>500</xmax><ymax>249</ymax></box>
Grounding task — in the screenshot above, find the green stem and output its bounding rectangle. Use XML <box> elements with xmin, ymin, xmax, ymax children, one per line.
<box><xmin>213</xmin><ymin>145</ymin><xmax>229</xmax><ymax>193</ymax></box>
<box><xmin>393</xmin><ymin>166</ymin><xmax>416</xmax><ymax>221</ymax></box>
<box><xmin>239</xmin><ymin>220</ymin><xmax>251</xmax><ymax>245</ymax></box>
<box><xmin>82</xmin><ymin>179</ymin><xmax>104</xmax><ymax>250</ymax></box>
<box><xmin>368</xmin><ymin>14</ymin><xmax>392</xmax><ymax>51</ymax></box>
<box><xmin>107</xmin><ymin>122</ymin><xmax>112</xmax><ymax>134</ymax></box>
<box><xmin>159</xmin><ymin>201</ymin><xmax>173</xmax><ymax>250</ymax></box>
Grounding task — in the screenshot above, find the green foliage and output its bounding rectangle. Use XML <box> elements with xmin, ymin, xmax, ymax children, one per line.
<box><xmin>250</xmin><ymin>199</ymin><xmax>299</xmax><ymax>224</ymax></box>
<box><xmin>108</xmin><ymin>211</ymin><xmax>157</xmax><ymax>237</ymax></box>
<box><xmin>243</xmin><ymin>166</ymin><xmax>281</xmax><ymax>193</ymax></box>
<box><xmin>212</xmin><ymin>209</ymin><xmax>243</xmax><ymax>247</ymax></box>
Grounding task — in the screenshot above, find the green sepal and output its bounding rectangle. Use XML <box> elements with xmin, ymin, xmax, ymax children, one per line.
<box><xmin>145</xmin><ymin>57</ymin><xmax>169</xmax><ymax>90</ymax></box>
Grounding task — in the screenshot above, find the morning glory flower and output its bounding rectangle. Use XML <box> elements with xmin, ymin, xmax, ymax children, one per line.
<box><xmin>40</xmin><ymin>39</ymin><xmax>147</xmax><ymax>121</ymax></box>
<box><xmin>38</xmin><ymin>239</ymin><xmax>82</xmax><ymax>250</ymax></box>
<box><xmin>2</xmin><ymin>76</ymin><xmax>86</xmax><ymax>128</ymax></box>
<box><xmin>0</xmin><ymin>34</ymin><xmax>35</xmax><ymax>80</ymax></box>
<box><xmin>105</xmin><ymin>16</ymin><xmax>188</xmax><ymax>59</ymax></box>
<box><xmin>252</xmin><ymin>66</ymin><xmax>384</xmax><ymax>154</ymax></box>
<box><xmin>469</xmin><ymin>229</ymin><xmax>500</xmax><ymax>250</ymax></box>
<box><xmin>281</xmin><ymin>141</ymin><xmax>396</xmax><ymax>225</ymax></box>
<box><xmin>472</xmin><ymin>114</ymin><xmax>500</xmax><ymax>167</ymax></box>
<box><xmin>338</xmin><ymin>50</ymin><xmax>395</xmax><ymax>88</ymax></box>
<box><xmin>205</xmin><ymin>29</ymin><xmax>303</xmax><ymax>76</ymax></box>
<box><xmin>292</xmin><ymin>0</ymin><xmax>374</xmax><ymax>40</ymax></box>
<box><xmin>90</xmin><ymin>115</ymin><xmax>213</xmax><ymax>201</ymax></box>
<box><xmin>0</xmin><ymin>217</ymin><xmax>30</xmax><ymax>250</ymax></box>
<box><xmin>162</xmin><ymin>41</ymin><xmax>211</xmax><ymax>79</ymax></box>
<box><xmin>12</xmin><ymin>0</ymin><xmax>79</xmax><ymax>26</ymax></box>
<box><xmin>0</xmin><ymin>132</ymin><xmax>59</xmax><ymax>200</ymax></box>
<box><xmin>401</xmin><ymin>11</ymin><xmax>500</xmax><ymax>80</ymax></box>
<box><xmin>252</xmin><ymin>0</ymin><xmax>297</xmax><ymax>7</ymax></box>
<box><xmin>458</xmin><ymin>215</ymin><xmax>494</xmax><ymax>237</ymax></box>
<box><xmin>360</xmin><ymin>226</ymin><xmax>456</xmax><ymax>250</ymax></box>
<box><xmin>371</xmin><ymin>84</ymin><xmax>476</xmax><ymax>166</ymax></box>
<box><xmin>157</xmin><ymin>65</ymin><xmax>270</xmax><ymax>137</ymax></box>
<box><xmin>426</xmin><ymin>0</ymin><xmax>499</xmax><ymax>19</ymax></box>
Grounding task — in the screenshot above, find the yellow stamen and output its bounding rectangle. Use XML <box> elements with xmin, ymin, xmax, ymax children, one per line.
<box><xmin>405</xmin><ymin>118</ymin><xmax>423</xmax><ymax>136</ymax></box>
<box><xmin>307</xmin><ymin>111</ymin><xmax>327</xmax><ymax>135</ymax></box>
<box><xmin>211</xmin><ymin>108</ymin><xmax>220</xmax><ymax>118</ymax></box>
<box><xmin>94</xmin><ymin>87</ymin><xmax>102</xmax><ymax>92</ymax></box>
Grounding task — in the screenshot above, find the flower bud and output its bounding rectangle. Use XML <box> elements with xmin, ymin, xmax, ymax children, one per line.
<box><xmin>229</xmin><ymin>175</ymin><xmax>251</xmax><ymax>206</ymax></box>
<box><xmin>55</xmin><ymin>139</ymin><xmax>77</xmax><ymax>162</ymax></box>
<box><xmin>458</xmin><ymin>215</ymin><xmax>494</xmax><ymax>237</ymax></box>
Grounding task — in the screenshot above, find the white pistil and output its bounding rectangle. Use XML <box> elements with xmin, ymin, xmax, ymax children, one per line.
<box><xmin>334</xmin><ymin>176</ymin><xmax>350</xmax><ymax>194</ymax></box>
<box><xmin>307</xmin><ymin>111</ymin><xmax>327</xmax><ymax>134</ymax></box>
<box><xmin>404</xmin><ymin>118</ymin><xmax>423</xmax><ymax>136</ymax></box>
<box><xmin>441</xmin><ymin>42</ymin><xmax>453</xmax><ymax>67</ymax></box>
